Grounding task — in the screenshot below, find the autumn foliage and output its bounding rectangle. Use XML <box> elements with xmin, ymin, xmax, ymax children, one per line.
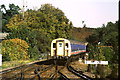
<box><xmin>1</xmin><ymin>38</ymin><xmax>29</xmax><ymax>61</ymax></box>
<box><xmin>71</xmin><ymin>27</ymin><xmax>94</xmax><ymax>42</ymax></box>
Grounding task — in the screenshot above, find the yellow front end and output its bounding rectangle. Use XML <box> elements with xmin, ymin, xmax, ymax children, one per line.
<box><xmin>51</xmin><ymin>38</ymin><xmax>71</xmax><ymax>57</ymax></box>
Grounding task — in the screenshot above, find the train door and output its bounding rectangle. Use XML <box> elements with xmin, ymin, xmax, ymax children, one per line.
<box><xmin>56</xmin><ymin>41</ymin><xmax>64</xmax><ymax>56</ymax></box>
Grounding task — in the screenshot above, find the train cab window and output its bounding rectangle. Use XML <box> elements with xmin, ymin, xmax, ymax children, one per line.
<box><xmin>59</xmin><ymin>43</ymin><xmax>62</xmax><ymax>47</ymax></box>
<box><xmin>66</xmin><ymin>43</ymin><xmax>68</xmax><ymax>48</ymax></box>
<box><xmin>53</xmin><ymin>43</ymin><xmax>56</xmax><ymax>48</ymax></box>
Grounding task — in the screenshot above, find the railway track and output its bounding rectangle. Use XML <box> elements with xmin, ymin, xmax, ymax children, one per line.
<box><xmin>30</xmin><ymin>59</ymin><xmax>67</xmax><ymax>80</ymax></box>
<box><xmin>67</xmin><ymin>65</ymin><xmax>93</xmax><ymax>80</ymax></box>
<box><xmin>1</xmin><ymin>57</ymin><xmax>94</xmax><ymax>80</ymax></box>
<box><xmin>56</xmin><ymin>57</ymin><xmax>93</xmax><ymax>80</ymax></box>
<box><xmin>1</xmin><ymin>59</ymin><xmax>67</xmax><ymax>80</ymax></box>
<box><xmin>28</xmin><ymin>64</ymin><xmax>54</xmax><ymax>80</ymax></box>
<box><xmin>0</xmin><ymin>59</ymin><xmax>55</xmax><ymax>80</ymax></box>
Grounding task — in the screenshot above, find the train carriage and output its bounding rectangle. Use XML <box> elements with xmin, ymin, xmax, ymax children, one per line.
<box><xmin>50</xmin><ymin>38</ymin><xmax>87</xmax><ymax>59</ymax></box>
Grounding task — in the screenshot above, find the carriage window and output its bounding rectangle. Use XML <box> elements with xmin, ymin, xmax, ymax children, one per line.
<box><xmin>53</xmin><ymin>43</ymin><xmax>56</xmax><ymax>48</ymax></box>
<box><xmin>59</xmin><ymin>43</ymin><xmax>62</xmax><ymax>47</ymax></box>
<box><xmin>66</xmin><ymin>43</ymin><xmax>68</xmax><ymax>48</ymax></box>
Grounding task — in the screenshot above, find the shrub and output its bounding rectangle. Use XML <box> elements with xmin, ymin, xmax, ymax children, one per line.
<box><xmin>1</xmin><ymin>38</ymin><xmax>29</xmax><ymax>61</ymax></box>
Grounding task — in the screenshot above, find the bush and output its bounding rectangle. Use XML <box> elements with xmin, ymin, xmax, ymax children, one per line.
<box><xmin>109</xmin><ymin>64</ymin><xmax>118</xmax><ymax>79</ymax></box>
<box><xmin>28</xmin><ymin>46</ymin><xmax>40</xmax><ymax>60</ymax></box>
<box><xmin>97</xmin><ymin>65</ymin><xmax>111</xmax><ymax>78</ymax></box>
<box><xmin>1</xmin><ymin>38</ymin><xmax>29</xmax><ymax>61</ymax></box>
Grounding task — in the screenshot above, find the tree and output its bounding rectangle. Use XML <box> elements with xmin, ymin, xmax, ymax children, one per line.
<box><xmin>86</xmin><ymin>21</ymin><xmax>118</xmax><ymax>78</ymax></box>
<box><xmin>0</xmin><ymin>4</ymin><xmax>20</xmax><ymax>32</ymax></box>
<box><xmin>6</xmin><ymin>4</ymin><xmax>73</xmax><ymax>59</ymax></box>
<box><xmin>6</xmin><ymin>27</ymin><xmax>50</xmax><ymax>59</ymax></box>
<box><xmin>102</xmin><ymin>21</ymin><xmax>118</xmax><ymax>63</ymax></box>
<box><xmin>6</xmin><ymin>4</ymin><xmax>73</xmax><ymax>38</ymax></box>
<box><xmin>1</xmin><ymin>38</ymin><xmax>29</xmax><ymax>61</ymax></box>
<box><xmin>39</xmin><ymin>4</ymin><xmax>73</xmax><ymax>39</ymax></box>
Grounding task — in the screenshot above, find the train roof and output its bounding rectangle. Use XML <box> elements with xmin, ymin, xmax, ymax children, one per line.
<box><xmin>69</xmin><ymin>40</ymin><xmax>87</xmax><ymax>45</ymax></box>
<box><xmin>51</xmin><ymin>38</ymin><xmax>70</xmax><ymax>43</ymax></box>
<box><xmin>52</xmin><ymin>38</ymin><xmax>88</xmax><ymax>45</ymax></box>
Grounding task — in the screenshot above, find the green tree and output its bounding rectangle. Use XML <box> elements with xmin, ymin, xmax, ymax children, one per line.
<box><xmin>6</xmin><ymin>4</ymin><xmax>73</xmax><ymax>38</ymax></box>
<box><xmin>86</xmin><ymin>21</ymin><xmax>118</xmax><ymax>62</ymax></box>
<box><xmin>103</xmin><ymin>22</ymin><xmax>118</xmax><ymax>63</ymax></box>
<box><xmin>86</xmin><ymin>21</ymin><xmax>118</xmax><ymax>79</ymax></box>
<box><xmin>6</xmin><ymin>27</ymin><xmax>50</xmax><ymax>59</ymax></box>
<box><xmin>6</xmin><ymin>4</ymin><xmax>73</xmax><ymax>59</ymax></box>
<box><xmin>0</xmin><ymin>4</ymin><xmax>20</xmax><ymax>32</ymax></box>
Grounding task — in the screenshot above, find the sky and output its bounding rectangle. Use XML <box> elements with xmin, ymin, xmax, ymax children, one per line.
<box><xmin>0</xmin><ymin>0</ymin><xmax>118</xmax><ymax>28</ymax></box>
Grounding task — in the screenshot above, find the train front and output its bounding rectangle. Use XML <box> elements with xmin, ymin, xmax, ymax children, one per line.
<box><xmin>50</xmin><ymin>38</ymin><xmax>71</xmax><ymax>59</ymax></box>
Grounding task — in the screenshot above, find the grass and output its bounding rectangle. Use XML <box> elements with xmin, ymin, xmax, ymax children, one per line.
<box><xmin>1</xmin><ymin>59</ymin><xmax>34</xmax><ymax>70</ymax></box>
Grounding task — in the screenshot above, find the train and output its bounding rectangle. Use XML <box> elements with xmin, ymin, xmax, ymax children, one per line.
<box><xmin>50</xmin><ymin>38</ymin><xmax>88</xmax><ymax>59</ymax></box>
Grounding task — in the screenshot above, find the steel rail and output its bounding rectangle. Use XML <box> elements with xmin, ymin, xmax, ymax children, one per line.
<box><xmin>67</xmin><ymin>66</ymin><xmax>93</xmax><ymax>80</ymax></box>
<box><xmin>0</xmin><ymin>59</ymin><xmax>50</xmax><ymax>74</ymax></box>
<box><xmin>1</xmin><ymin>59</ymin><xmax>54</xmax><ymax>80</ymax></box>
<box><xmin>28</xmin><ymin>65</ymin><xmax>54</xmax><ymax>80</ymax></box>
<box><xmin>49</xmin><ymin>65</ymin><xmax>65</xmax><ymax>80</ymax></box>
<box><xmin>2</xmin><ymin>64</ymin><xmax>37</xmax><ymax>80</ymax></box>
<box><xmin>58</xmin><ymin>71</ymin><xmax>70</xmax><ymax>80</ymax></box>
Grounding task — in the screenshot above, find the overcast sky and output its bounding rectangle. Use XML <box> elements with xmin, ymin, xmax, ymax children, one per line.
<box><xmin>0</xmin><ymin>0</ymin><xmax>118</xmax><ymax>28</ymax></box>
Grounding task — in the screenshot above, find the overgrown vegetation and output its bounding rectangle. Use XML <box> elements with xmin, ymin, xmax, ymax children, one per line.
<box><xmin>0</xmin><ymin>3</ymin><xmax>73</xmax><ymax>61</ymax></box>
<box><xmin>1</xmin><ymin>38</ymin><xmax>29</xmax><ymax>61</ymax></box>
<box><xmin>86</xmin><ymin>21</ymin><xmax>118</xmax><ymax>79</ymax></box>
<box><xmin>0</xmin><ymin>4</ymin><xmax>20</xmax><ymax>32</ymax></box>
<box><xmin>0</xmin><ymin>3</ymin><xmax>118</xmax><ymax>79</ymax></box>
<box><xmin>71</xmin><ymin>27</ymin><xmax>94</xmax><ymax>42</ymax></box>
<box><xmin>1</xmin><ymin>60</ymin><xmax>31</xmax><ymax>69</ymax></box>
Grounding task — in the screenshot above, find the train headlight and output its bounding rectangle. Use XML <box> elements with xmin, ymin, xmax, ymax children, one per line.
<box><xmin>86</xmin><ymin>53</ymin><xmax>88</xmax><ymax>56</ymax></box>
